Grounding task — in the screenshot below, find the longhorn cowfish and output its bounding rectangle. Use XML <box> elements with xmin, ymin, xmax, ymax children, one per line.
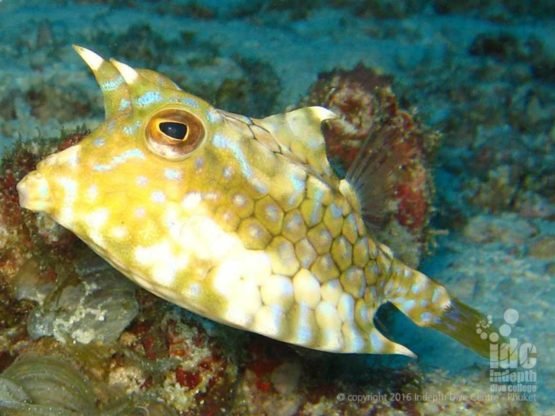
<box><xmin>17</xmin><ymin>46</ymin><xmax>492</xmax><ymax>357</ymax></box>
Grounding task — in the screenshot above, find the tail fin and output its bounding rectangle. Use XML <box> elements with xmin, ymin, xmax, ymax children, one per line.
<box><xmin>385</xmin><ymin>260</ymin><xmax>493</xmax><ymax>357</ymax></box>
<box><xmin>429</xmin><ymin>298</ymin><xmax>492</xmax><ymax>357</ymax></box>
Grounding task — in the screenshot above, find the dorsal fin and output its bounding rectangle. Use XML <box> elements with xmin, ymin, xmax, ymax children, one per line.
<box><xmin>346</xmin><ymin>127</ymin><xmax>405</xmax><ymax>231</ymax></box>
<box><xmin>254</xmin><ymin>106</ymin><xmax>337</xmax><ymax>180</ymax></box>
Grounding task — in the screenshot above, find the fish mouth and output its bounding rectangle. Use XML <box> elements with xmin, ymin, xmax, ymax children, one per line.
<box><xmin>17</xmin><ymin>170</ymin><xmax>52</xmax><ymax>212</ymax></box>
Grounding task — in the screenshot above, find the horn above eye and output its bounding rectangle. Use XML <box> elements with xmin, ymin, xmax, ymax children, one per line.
<box><xmin>146</xmin><ymin>109</ymin><xmax>205</xmax><ymax>160</ymax></box>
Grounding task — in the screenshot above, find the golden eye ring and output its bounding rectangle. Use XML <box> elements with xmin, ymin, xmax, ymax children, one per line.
<box><xmin>145</xmin><ymin>108</ymin><xmax>205</xmax><ymax>160</ymax></box>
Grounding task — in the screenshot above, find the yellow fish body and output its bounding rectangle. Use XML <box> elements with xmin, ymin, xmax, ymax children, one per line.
<box><xmin>17</xmin><ymin>46</ymin><xmax>491</xmax><ymax>356</ymax></box>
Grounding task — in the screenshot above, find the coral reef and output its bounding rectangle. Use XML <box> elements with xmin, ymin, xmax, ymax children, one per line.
<box><xmin>398</xmin><ymin>29</ymin><xmax>555</xmax><ymax>229</ymax></box>
<box><xmin>302</xmin><ymin>64</ymin><xmax>439</xmax><ymax>267</ymax></box>
<box><xmin>0</xmin><ymin>0</ymin><xmax>551</xmax><ymax>412</ymax></box>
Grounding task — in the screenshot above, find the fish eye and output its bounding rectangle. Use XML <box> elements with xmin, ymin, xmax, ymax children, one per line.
<box><xmin>146</xmin><ymin>109</ymin><xmax>205</xmax><ymax>160</ymax></box>
<box><xmin>159</xmin><ymin>121</ymin><xmax>187</xmax><ymax>140</ymax></box>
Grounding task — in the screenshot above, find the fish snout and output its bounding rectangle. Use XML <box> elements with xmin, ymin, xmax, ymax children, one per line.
<box><xmin>17</xmin><ymin>170</ymin><xmax>52</xmax><ymax>212</ymax></box>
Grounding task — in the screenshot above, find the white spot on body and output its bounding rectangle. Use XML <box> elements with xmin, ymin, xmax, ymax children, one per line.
<box><xmin>265</xmin><ymin>203</ymin><xmax>280</xmax><ymax>222</ymax></box>
<box><xmin>411</xmin><ymin>273</ymin><xmax>428</xmax><ymax>295</ymax></box>
<box><xmin>84</xmin><ymin>208</ymin><xmax>110</xmax><ymax>248</ymax></box>
<box><xmin>357</xmin><ymin>303</ymin><xmax>372</xmax><ymax>325</ymax></box>
<box><xmin>56</xmin><ymin>146</ymin><xmax>80</xmax><ymax>168</ymax></box>
<box><xmin>320</xmin><ymin>279</ymin><xmax>342</xmax><ymax>306</ymax></box>
<box><xmin>370</xmin><ymin>330</ymin><xmax>385</xmax><ymax>352</ymax></box>
<box><xmin>261</xmin><ymin>275</ymin><xmax>294</xmax><ymax>308</ymax></box>
<box><xmin>93</xmin><ymin>138</ymin><xmax>106</xmax><ymax>147</ymax></box>
<box><xmin>225</xmin><ymin>270</ymin><xmax>262</xmax><ymax>322</ymax></box>
<box><xmin>342</xmin><ymin>323</ymin><xmax>365</xmax><ymax>352</ymax></box>
<box><xmin>85</xmin><ymin>185</ymin><xmax>98</xmax><ymax>201</ymax></box>
<box><xmin>337</xmin><ymin>293</ymin><xmax>355</xmax><ymax>323</ymax></box>
<box><xmin>420</xmin><ymin>312</ymin><xmax>434</xmax><ymax>324</ymax></box>
<box><xmin>93</xmin><ymin>164</ymin><xmax>112</xmax><ymax>172</ymax></box>
<box><xmin>182</xmin><ymin>192</ymin><xmax>202</xmax><ymax>210</ymax></box>
<box><xmin>233</xmin><ymin>193</ymin><xmax>247</xmax><ymax>208</ymax></box>
<box><xmin>151</xmin><ymin>191</ymin><xmax>166</xmax><ymax>203</ymax></box>
<box><xmin>432</xmin><ymin>286</ymin><xmax>447</xmax><ymax>303</ymax></box>
<box><xmin>164</xmin><ymin>168</ymin><xmax>183</xmax><ymax>181</ymax></box>
<box><xmin>94</xmin><ymin>149</ymin><xmax>145</xmax><ymax>171</ymax></box>
<box><xmin>401</xmin><ymin>299</ymin><xmax>416</xmax><ymax>313</ymax></box>
<box><xmin>54</xmin><ymin>177</ymin><xmax>78</xmax><ymax>225</ymax></box>
<box><xmin>185</xmin><ymin>283</ymin><xmax>202</xmax><ymax>299</ymax></box>
<box><xmin>247</xmin><ymin>222</ymin><xmax>266</xmax><ymax>240</ymax></box>
<box><xmin>182</xmin><ymin>97</ymin><xmax>199</xmax><ymax>108</ymax></box>
<box><xmin>207</xmin><ymin>109</ymin><xmax>222</xmax><ymax>123</ymax></box>
<box><xmin>222</xmin><ymin>166</ymin><xmax>234</xmax><ymax>180</ymax></box>
<box><xmin>134</xmin><ymin>241</ymin><xmax>187</xmax><ymax>287</ymax></box>
<box><xmin>253</xmin><ymin>305</ymin><xmax>284</xmax><ymax>337</ymax></box>
<box><xmin>293</xmin><ymin>269</ymin><xmax>321</xmax><ymax>308</ymax></box>
<box><xmin>119</xmin><ymin>99</ymin><xmax>130</xmax><ymax>110</ymax></box>
<box><xmin>136</xmin><ymin>91</ymin><xmax>162</xmax><ymax>107</ymax></box>
<box><xmin>101</xmin><ymin>77</ymin><xmax>124</xmax><ymax>92</ymax></box>
<box><xmin>213</xmin><ymin>133</ymin><xmax>252</xmax><ymax>177</ymax></box>
<box><xmin>86</xmin><ymin>208</ymin><xmax>109</xmax><ymax>230</ymax></box>
<box><xmin>123</xmin><ymin>123</ymin><xmax>138</xmax><ymax>136</ymax></box>
<box><xmin>293</xmin><ymin>304</ymin><xmax>314</xmax><ymax>345</ymax></box>
<box><xmin>134</xmin><ymin>207</ymin><xmax>146</xmax><ymax>218</ymax></box>
<box><xmin>315</xmin><ymin>301</ymin><xmax>341</xmax><ymax>332</ymax></box>
<box><xmin>204</xmin><ymin>191</ymin><xmax>220</xmax><ymax>201</ymax></box>
<box><xmin>252</xmin><ymin>176</ymin><xmax>269</xmax><ymax>195</ymax></box>
<box><xmin>224</xmin><ymin>306</ymin><xmax>252</xmax><ymax>328</ymax></box>
<box><xmin>35</xmin><ymin>179</ymin><xmax>50</xmax><ymax>199</ymax></box>
<box><xmin>179</xmin><ymin>216</ymin><xmax>238</xmax><ymax>261</ymax></box>
<box><xmin>136</xmin><ymin>176</ymin><xmax>149</xmax><ymax>186</ymax></box>
<box><xmin>195</xmin><ymin>157</ymin><xmax>204</xmax><ymax>171</ymax></box>
<box><xmin>110</xmin><ymin>225</ymin><xmax>128</xmax><ymax>240</ymax></box>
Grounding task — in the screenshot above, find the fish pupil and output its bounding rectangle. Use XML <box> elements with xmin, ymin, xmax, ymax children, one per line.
<box><xmin>160</xmin><ymin>122</ymin><xmax>188</xmax><ymax>140</ymax></box>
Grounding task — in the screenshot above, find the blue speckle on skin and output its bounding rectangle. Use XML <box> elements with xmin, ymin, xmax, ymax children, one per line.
<box><xmin>136</xmin><ymin>91</ymin><xmax>162</xmax><ymax>107</ymax></box>
<box><xmin>370</xmin><ymin>331</ymin><xmax>384</xmax><ymax>351</ymax></box>
<box><xmin>252</xmin><ymin>177</ymin><xmax>268</xmax><ymax>194</ymax></box>
<box><xmin>311</xmin><ymin>184</ymin><xmax>325</xmax><ymax>205</ymax></box>
<box><xmin>296</xmin><ymin>326</ymin><xmax>312</xmax><ymax>344</ymax></box>
<box><xmin>119</xmin><ymin>99</ymin><xmax>131</xmax><ymax>110</ymax></box>
<box><xmin>420</xmin><ymin>312</ymin><xmax>434</xmax><ymax>324</ymax></box>
<box><xmin>288</xmin><ymin>172</ymin><xmax>305</xmax><ymax>205</ymax></box>
<box><xmin>92</xmin><ymin>149</ymin><xmax>145</xmax><ymax>172</ymax></box>
<box><xmin>113</xmin><ymin>149</ymin><xmax>145</xmax><ymax>164</ymax></box>
<box><xmin>151</xmin><ymin>191</ymin><xmax>166</xmax><ymax>203</ymax></box>
<box><xmin>195</xmin><ymin>157</ymin><xmax>204</xmax><ymax>171</ymax></box>
<box><xmin>182</xmin><ymin>97</ymin><xmax>200</xmax><ymax>109</ymax></box>
<box><xmin>207</xmin><ymin>109</ymin><xmax>222</xmax><ymax>123</ymax></box>
<box><xmin>93</xmin><ymin>138</ymin><xmax>106</xmax><ymax>147</ymax></box>
<box><xmin>213</xmin><ymin>133</ymin><xmax>251</xmax><ymax>177</ymax></box>
<box><xmin>329</xmin><ymin>203</ymin><xmax>342</xmax><ymax>218</ymax></box>
<box><xmin>136</xmin><ymin>176</ymin><xmax>148</xmax><ymax>186</ymax></box>
<box><xmin>101</xmin><ymin>76</ymin><xmax>124</xmax><ymax>92</ymax></box>
<box><xmin>93</xmin><ymin>164</ymin><xmax>113</xmax><ymax>172</ymax></box>
<box><xmin>123</xmin><ymin>121</ymin><xmax>141</xmax><ymax>136</ymax></box>
<box><xmin>402</xmin><ymin>300</ymin><xmax>416</xmax><ymax>312</ymax></box>
<box><xmin>164</xmin><ymin>168</ymin><xmax>183</xmax><ymax>180</ymax></box>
